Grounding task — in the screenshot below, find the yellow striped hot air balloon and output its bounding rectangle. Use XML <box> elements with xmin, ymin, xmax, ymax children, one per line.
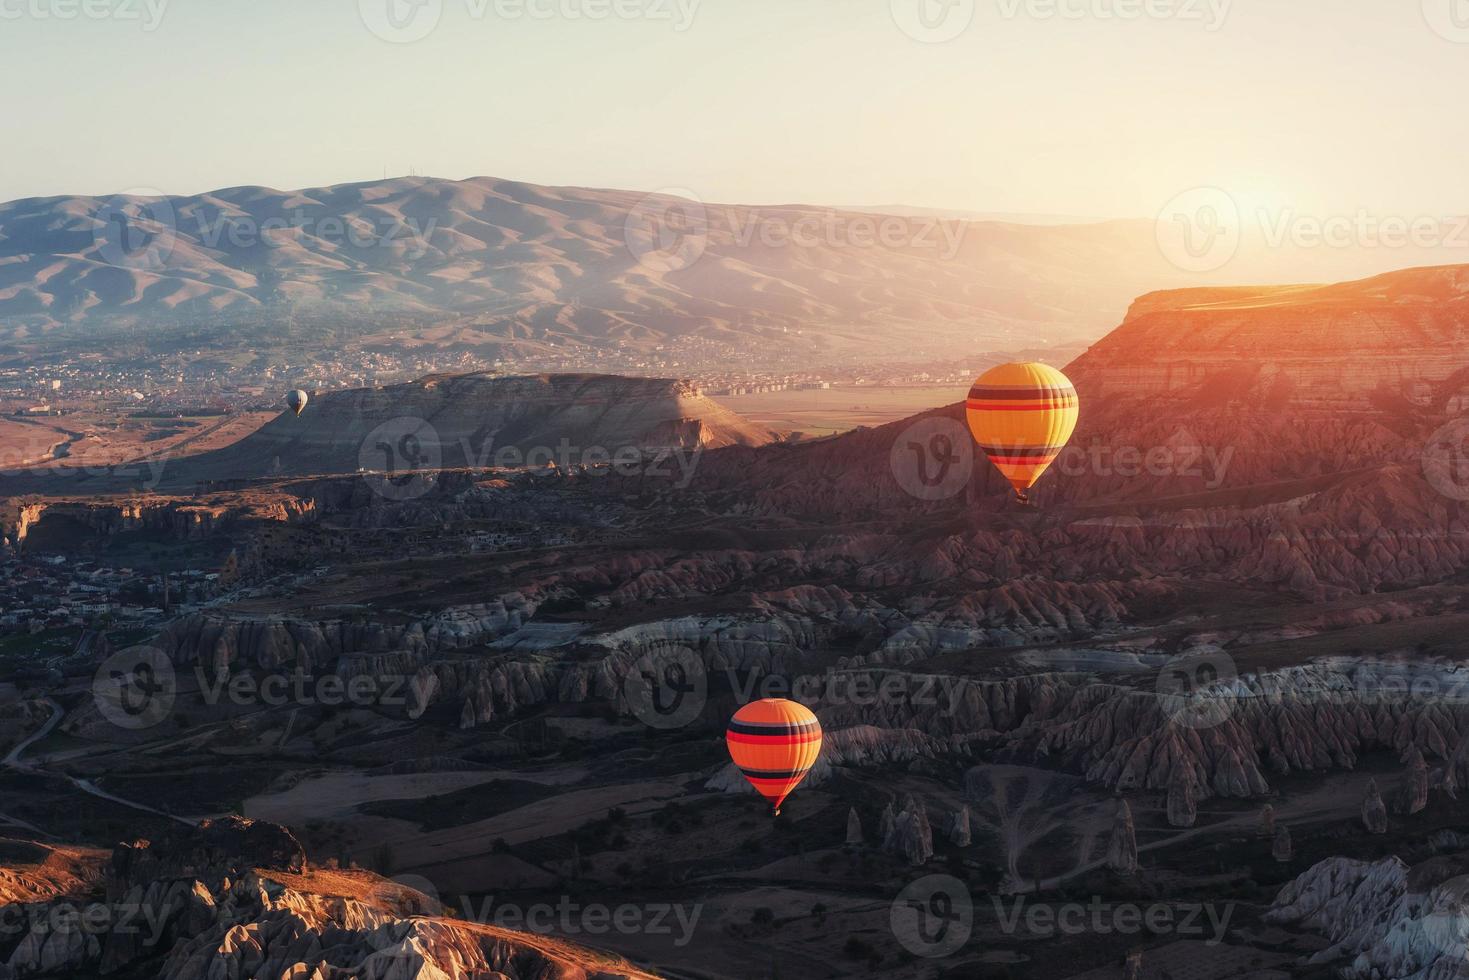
<box><xmin>965</xmin><ymin>362</ymin><xmax>1080</xmax><ymax>503</ymax></box>
<box><xmin>726</xmin><ymin>699</ymin><xmax>823</xmax><ymax>817</ymax></box>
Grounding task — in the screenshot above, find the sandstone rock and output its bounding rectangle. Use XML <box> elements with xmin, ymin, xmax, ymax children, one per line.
<box><xmin>883</xmin><ymin>797</ymin><xmax>933</xmax><ymax>866</ymax></box>
<box><xmin>1262</xmin><ymin>853</ymin><xmax>1469</xmax><ymax>977</ymax></box>
<box><xmin>1167</xmin><ymin>771</ymin><xmax>1198</xmax><ymax>829</ymax></box>
<box><xmin>1272</xmin><ymin>826</ymin><xmax>1293</xmax><ymax>864</ymax></box>
<box><xmin>6</xmin><ymin>862</ymin><xmax>655</xmax><ymax>980</ymax></box>
<box><xmin>879</xmin><ymin>803</ymin><xmax>896</xmax><ymax>841</ymax></box>
<box><xmin>111</xmin><ymin>817</ymin><xmax>305</xmax><ymax>898</ymax></box>
<box><xmin>845</xmin><ymin>809</ymin><xmax>863</xmax><ymax>847</ymax></box>
<box><xmin>1363</xmin><ymin>779</ymin><xmax>1388</xmax><ymax>835</ymax></box>
<box><xmin>950</xmin><ymin>806</ymin><xmax>972</xmax><ymax>847</ymax></box>
<box><xmin>1107</xmin><ymin>801</ymin><xmax>1137</xmax><ymax>876</ymax></box>
<box><xmin>1404</xmin><ymin>746</ymin><xmax>1429</xmax><ymax>815</ymax></box>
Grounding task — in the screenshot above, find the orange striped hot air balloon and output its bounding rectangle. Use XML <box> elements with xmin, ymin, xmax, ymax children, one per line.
<box><xmin>966</xmin><ymin>362</ymin><xmax>1080</xmax><ymax>503</ymax></box>
<box><xmin>726</xmin><ymin>699</ymin><xmax>823</xmax><ymax>817</ymax></box>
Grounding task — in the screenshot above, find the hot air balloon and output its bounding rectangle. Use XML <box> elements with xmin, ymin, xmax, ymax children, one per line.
<box><xmin>726</xmin><ymin>699</ymin><xmax>823</xmax><ymax>817</ymax></box>
<box><xmin>965</xmin><ymin>362</ymin><xmax>1079</xmax><ymax>503</ymax></box>
<box><xmin>286</xmin><ymin>389</ymin><xmax>309</xmax><ymax>418</ymax></box>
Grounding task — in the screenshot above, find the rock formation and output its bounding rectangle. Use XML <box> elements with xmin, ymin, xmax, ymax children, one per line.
<box><xmin>109</xmin><ymin>816</ymin><xmax>305</xmax><ymax>894</ymax></box>
<box><xmin>883</xmin><ymin>797</ymin><xmax>934</xmax><ymax>866</ymax></box>
<box><xmin>1364</xmin><ymin>779</ymin><xmax>1389</xmax><ymax>835</ymax></box>
<box><xmin>879</xmin><ymin>803</ymin><xmax>896</xmax><ymax>842</ymax></box>
<box><xmin>0</xmin><ymin>819</ymin><xmax>656</xmax><ymax>980</ymax></box>
<box><xmin>1107</xmin><ymin>801</ymin><xmax>1137</xmax><ymax>875</ymax></box>
<box><xmin>845</xmin><ymin>808</ymin><xmax>863</xmax><ymax>847</ymax></box>
<box><xmin>950</xmin><ymin>805</ymin><xmax>972</xmax><ymax>847</ymax></box>
<box><xmin>1259</xmin><ymin>804</ymin><xmax>1276</xmax><ymax>838</ymax></box>
<box><xmin>1404</xmin><ymin>746</ymin><xmax>1429</xmax><ymax>815</ymax></box>
<box><xmin>162</xmin><ymin>373</ymin><xmax>774</xmax><ymax>485</ymax></box>
<box><xmin>1265</xmin><ymin>852</ymin><xmax>1469</xmax><ymax>977</ymax></box>
<box><xmin>1272</xmin><ymin>826</ymin><xmax>1293</xmax><ymax>864</ymax></box>
<box><xmin>1167</xmin><ymin>771</ymin><xmax>1198</xmax><ymax>829</ymax></box>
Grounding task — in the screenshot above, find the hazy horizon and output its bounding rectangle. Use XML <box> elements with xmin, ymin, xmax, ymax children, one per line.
<box><xmin>3</xmin><ymin>0</ymin><xmax>1468</xmax><ymax>222</ymax></box>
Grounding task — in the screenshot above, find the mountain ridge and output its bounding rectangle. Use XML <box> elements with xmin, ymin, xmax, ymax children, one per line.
<box><xmin>13</xmin><ymin>174</ymin><xmax>1447</xmax><ymax>370</ymax></box>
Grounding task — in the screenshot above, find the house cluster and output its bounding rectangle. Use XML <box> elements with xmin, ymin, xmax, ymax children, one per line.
<box><xmin>0</xmin><ymin>558</ymin><xmax>225</xmax><ymax>635</ymax></box>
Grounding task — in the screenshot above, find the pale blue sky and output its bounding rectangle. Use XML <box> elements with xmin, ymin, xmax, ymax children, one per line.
<box><xmin>3</xmin><ymin>0</ymin><xmax>1467</xmax><ymax>218</ymax></box>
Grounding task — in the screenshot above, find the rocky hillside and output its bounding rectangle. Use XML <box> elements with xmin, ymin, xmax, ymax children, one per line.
<box><xmin>681</xmin><ymin>263</ymin><xmax>1469</xmax><ymax>514</ymax></box>
<box><xmin>1070</xmin><ymin>265</ymin><xmax>1469</xmax><ymax>408</ymax></box>
<box><xmin>1268</xmin><ymin>848</ymin><xmax>1469</xmax><ymax>979</ymax></box>
<box><xmin>0</xmin><ymin>818</ymin><xmax>658</xmax><ymax>980</ymax></box>
<box><xmin>154</xmin><ymin>373</ymin><xmax>773</xmax><ymax>483</ymax></box>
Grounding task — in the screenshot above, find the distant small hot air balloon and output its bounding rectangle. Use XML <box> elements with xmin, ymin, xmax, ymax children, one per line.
<box><xmin>286</xmin><ymin>389</ymin><xmax>309</xmax><ymax>418</ymax></box>
<box><xmin>965</xmin><ymin>362</ymin><xmax>1079</xmax><ymax>503</ymax></box>
<box><xmin>726</xmin><ymin>699</ymin><xmax>823</xmax><ymax>817</ymax></box>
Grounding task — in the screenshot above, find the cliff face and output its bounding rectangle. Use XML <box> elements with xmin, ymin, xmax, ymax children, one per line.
<box><xmin>1069</xmin><ymin>267</ymin><xmax>1469</xmax><ymax>408</ymax></box>
<box><xmin>155</xmin><ymin>373</ymin><xmax>773</xmax><ymax>485</ymax></box>
<box><xmin>3</xmin><ymin>494</ymin><xmax>315</xmax><ymax>550</ymax></box>
<box><xmin>0</xmin><ymin>818</ymin><xmax>657</xmax><ymax>980</ymax></box>
<box><xmin>1267</xmin><ymin>850</ymin><xmax>1469</xmax><ymax>979</ymax></box>
<box><xmin>672</xmin><ymin>266</ymin><xmax>1469</xmax><ymax>539</ymax></box>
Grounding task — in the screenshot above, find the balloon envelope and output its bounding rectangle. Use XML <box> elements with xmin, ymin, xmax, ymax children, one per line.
<box><xmin>726</xmin><ymin>699</ymin><xmax>823</xmax><ymax>816</ymax></box>
<box><xmin>965</xmin><ymin>362</ymin><xmax>1079</xmax><ymax>501</ymax></box>
<box><xmin>286</xmin><ymin>390</ymin><xmax>308</xmax><ymax>417</ymax></box>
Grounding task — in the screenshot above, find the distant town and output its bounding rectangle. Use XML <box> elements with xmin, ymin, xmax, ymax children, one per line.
<box><xmin>0</xmin><ymin>341</ymin><xmax>1081</xmax><ymax>417</ymax></box>
<box><xmin>0</xmin><ymin>552</ymin><xmax>235</xmax><ymax>647</ymax></box>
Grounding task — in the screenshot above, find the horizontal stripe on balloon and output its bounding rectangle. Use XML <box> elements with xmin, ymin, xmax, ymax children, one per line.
<box><xmin>739</xmin><ymin>767</ymin><xmax>813</xmax><ymax>780</ymax></box>
<box><xmin>726</xmin><ymin>720</ymin><xmax>822</xmax><ymax>736</ymax></box>
<box><xmin>963</xmin><ymin>399</ymin><xmax>1081</xmax><ymax>411</ymax></box>
<box><xmin>968</xmin><ymin>386</ymin><xmax>1077</xmax><ymax>400</ymax></box>
<box><xmin>726</xmin><ymin>732</ymin><xmax>823</xmax><ymax>747</ymax></box>
<box><xmin>975</xmin><ymin>444</ymin><xmax>1067</xmax><ymax>456</ymax></box>
<box><xmin>988</xmin><ymin>457</ymin><xmax>1060</xmax><ymax>467</ymax></box>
